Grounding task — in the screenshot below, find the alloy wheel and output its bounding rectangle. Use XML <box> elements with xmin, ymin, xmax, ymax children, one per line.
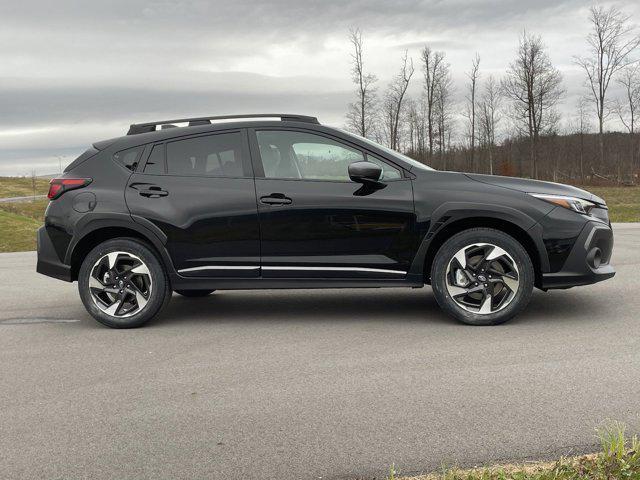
<box><xmin>445</xmin><ymin>243</ymin><xmax>520</xmax><ymax>315</ymax></box>
<box><xmin>88</xmin><ymin>251</ymin><xmax>152</xmax><ymax>318</ymax></box>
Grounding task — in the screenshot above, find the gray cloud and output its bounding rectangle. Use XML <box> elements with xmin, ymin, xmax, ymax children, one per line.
<box><xmin>1</xmin><ymin>0</ymin><xmax>639</xmax><ymax>174</ymax></box>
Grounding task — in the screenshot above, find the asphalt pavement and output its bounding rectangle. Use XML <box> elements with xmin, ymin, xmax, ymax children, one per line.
<box><xmin>1</xmin><ymin>223</ymin><xmax>639</xmax><ymax>479</ymax></box>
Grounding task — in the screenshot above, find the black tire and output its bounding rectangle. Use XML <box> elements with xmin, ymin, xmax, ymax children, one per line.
<box><xmin>174</xmin><ymin>289</ymin><xmax>215</xmax><ymax>297</ymax></box>
<box><xmin>430</xmin><ymin>228</ymin><xmax>534</xmax><ymax>326</ymax></box>
<box><xmin>78</xmin><ymin>238</ymin><xmax>171</xmax><ymax>328</ymax></box>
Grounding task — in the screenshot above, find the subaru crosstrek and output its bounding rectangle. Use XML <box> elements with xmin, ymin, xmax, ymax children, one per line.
<box><xmin>36</xmin><ymin>114</ymin><xmax>615</xmax><ymax>328</ymax></box>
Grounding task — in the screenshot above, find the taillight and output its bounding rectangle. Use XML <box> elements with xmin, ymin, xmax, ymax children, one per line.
<box><xmin>48</xmin><ymin>178</ymin><xmax>92</xmax><ymax>200</ymax></box>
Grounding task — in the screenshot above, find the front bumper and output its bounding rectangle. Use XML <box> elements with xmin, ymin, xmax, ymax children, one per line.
<box><xmin>541</xmin><ymin>221</ymin><xmax>615</xmax><ymax>289</ymax></box>
<box><xmin>36</xmin><ymin>226</ymin><xmax>73</xmax><ymax>282</ymax></box>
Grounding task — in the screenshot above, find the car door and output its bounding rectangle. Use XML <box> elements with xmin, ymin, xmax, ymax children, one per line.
<box><xmin>249</xmin><ymin>128</ymin><xmax>419</xmax><ymax>279</ymax></box>
<box><xmin>125</xmin><ymin>129</ymin><xmax>261</xmax><ymax>277</ymax></box>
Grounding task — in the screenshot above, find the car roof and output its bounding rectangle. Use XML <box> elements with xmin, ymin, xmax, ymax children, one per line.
<box><xmin>94</xmin><ymin>115</ymin><xmax>322</xmax><ymax>151</ymax></box>
<box><xmin>91</xmin><ymin>115</ymin><xmax>425</xmax><ymax>173</ymax></box>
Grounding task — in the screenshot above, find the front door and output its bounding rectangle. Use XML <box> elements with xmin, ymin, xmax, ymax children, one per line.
<box><xmin>125</xmin><ymin>129</ymin><xmax>260</xmax><ymax>277</ymax></box>
<box><xmin>250</xmin><ymin>128</ymin><xmax>419</xmax><ymax>279</ymax></box>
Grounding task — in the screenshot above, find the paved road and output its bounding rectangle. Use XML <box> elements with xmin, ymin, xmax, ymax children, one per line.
<box><xmin>0</xmin><ymin>194</ymin><xmax>46</xmax><ymax>203</ymax></box>
<box><xmin>1</xmin><ymin>224</ymin><xmax>639</xmax><ymax>480</ymax></box>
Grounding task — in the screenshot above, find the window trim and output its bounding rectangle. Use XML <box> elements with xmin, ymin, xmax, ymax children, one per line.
<box><xmin>137</xmin><ymin>129</ymin><xmax>253</xmax><ymax>178</ymax></box>
<box><xmin>365</xmin><ymin>153</ymin><xmax>403</xmax><ymax>182</ymax></box>
<box><xmin>248</xmin><ymin>127</ymin><xmax>410</xmax><ymax>182</ymax></box>
<box><xmin>140</xmin><ymin>143</ymin><xmax>166</xmax><ymax>175</ymax></box>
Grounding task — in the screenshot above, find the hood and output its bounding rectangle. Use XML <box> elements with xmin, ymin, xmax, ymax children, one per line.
<box><xmin>465</xmin><ymin>174</ymin><xmax>606</xmax><ymax>205</ymax></box>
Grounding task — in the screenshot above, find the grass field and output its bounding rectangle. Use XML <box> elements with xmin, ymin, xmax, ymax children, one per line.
<box><xmin>393</xmin><ymin>422</ymin><xmax>639</xmax><ymax>480</ymax></box>
<box><xmin>0</xmin><ymin>199</ymin><xmax>48</xmax><ymax>252</ymax></box>
<box><xmin>0</xmin><ymin>176</ymin><xmax>50</xmax><ymax>198</ymax></box>
<box><xmin>0</xmin><ymin>209</ymin><xmax>42</xmax><ymax>252</ymax></box>
<box><xmin>586</xmin><ymin>186</ymin><xmax>640</xmax><ymax>222</ymax></box>
<box><xmin>0</xmin><ymin>182</ymin><xmax>637</xmax><ymax>253</ymax></box>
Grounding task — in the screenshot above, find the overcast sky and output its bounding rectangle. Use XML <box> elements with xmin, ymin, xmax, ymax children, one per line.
<box><xmin>1</xmin><ymin>0</ymin><xmax>639</xmax><ymax>175</ymax></box>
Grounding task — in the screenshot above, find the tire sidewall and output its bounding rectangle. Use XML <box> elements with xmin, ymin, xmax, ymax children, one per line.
<box><xmin>431</xmin><ymin>229</ymin><xmax>534</xmax><ymax>326</ymax></box>
<box><xmin>78</xmin><ymin>238</ymin><xmax>169</xmax><ymax>328</ymax></box>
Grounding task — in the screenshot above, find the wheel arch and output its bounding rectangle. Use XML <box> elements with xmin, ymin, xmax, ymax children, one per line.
<box><xmin>411</xmin><ymin>205</ymin><xmax>549</xmax><ymax>288</ymax></box>
<box><xmin>67</xmin><ymin>217</ymin><xmax>175</xmax><ymax>281</ymax></box>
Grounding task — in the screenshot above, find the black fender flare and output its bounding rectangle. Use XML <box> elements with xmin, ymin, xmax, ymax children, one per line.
<box><xmin>65</xmin><ymin>212</ymin><xmax>176</xmax><ymax>275</ymax></box>
<box><xmin>408</xmin><ymin>201</ymin><xmax>549</xmax><ymax>277</ymax></box>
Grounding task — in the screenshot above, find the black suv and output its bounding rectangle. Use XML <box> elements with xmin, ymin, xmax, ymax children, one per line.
<box><xmin>37</xmin><ymin>114</ymin><xmax>615</xmax><ymax>328</ymax></box>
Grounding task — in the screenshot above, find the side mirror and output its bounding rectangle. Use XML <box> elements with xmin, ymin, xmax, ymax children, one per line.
<box><xmin>348</xmin><ymin>161</ymin><xmax>382</xmax><ymax>184</ymax></box>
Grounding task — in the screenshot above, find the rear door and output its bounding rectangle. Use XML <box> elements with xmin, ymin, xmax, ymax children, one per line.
<box><xmin>125</xmin><ymin>129</ymin><xmax>260</xmax><ymax>277</ymax></box>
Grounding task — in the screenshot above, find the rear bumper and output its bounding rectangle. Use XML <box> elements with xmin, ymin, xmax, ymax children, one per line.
<box><xmin>36</xmin><ymin>226</ymin><xmax>73</xmax><ymax>282</ymax></box>
<box><xmin>541</xmin><ymin>221</ymin><xmax>615</xmax><ymax>289</ymax></box>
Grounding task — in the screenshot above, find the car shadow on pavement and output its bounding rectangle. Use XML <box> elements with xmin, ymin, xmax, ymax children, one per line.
<box><xmin>141</xmin><ymin>286</ymin><xmax>609</xmax><ymax>328</ymax></box>
<box><xmin>153</xmin><ymin>287</ymin><xmax>453</xmax><ymax>326</ymax></box>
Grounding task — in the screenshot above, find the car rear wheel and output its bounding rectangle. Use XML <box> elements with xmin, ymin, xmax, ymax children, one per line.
<box><xmin>431</xmin><ymin>228</ymin><xmax>534</xmax><ymax>326</ymax></box>
<box><xmin>78</xmin><ymin>238</ymin><xmax>170</xmax><ymax>328</ymax></box>
<box><xmin>174</xmin><ymin>289</ymin><xmax>215</xmax><ymax>297</ymax></box>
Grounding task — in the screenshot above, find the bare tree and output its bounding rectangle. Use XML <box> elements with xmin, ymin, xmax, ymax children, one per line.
<box><xmin>478</xmin><ymin>75</ymin><xmax>502</xmax><ymax>175</ymax></box>
<box><xmin>502</xmin><ymin>32</ymin><xmax>564</xmax><ymax>179</ymax></box>
<box><xmin>614</xmin><ymin>64</ymin><xmax>640</xmax><ymax>176</ymax></box>
<box><xmin>345</xmin><ymin>28</ymin><xmax>378</xmax><ymax>138</ymax></box>
<box><xmin>434</xmin><ymin>66</ymin><xmax>455</xmax><ymax>169</ymax></box>
<box><xmin>615</xmin><ymin>64</ymin><xmax>640</xmax><ymax>133</ymax></box>
<box><xmin>573</xmin><ymin>97</ymin><xmax>592</xmax><ymax>183</ymax></box>
<box><xmin>381</xmin><ymin>50</ymin><xmax>415</xmax><ymax>150</ymax></box>
<box><xmin>405</xmin><ymin>98</ymin><xmax>420</xmax><ymax>154</ymax></box>
<box><xmin>30</xmin><ymin>169</ymin><xmax>37</xmax><ymax>200</ymax></box>
<box><xmin>575</xmin><ymin>5</ymin><xmax>640</xmax><ymax>165</ymax></box>
<box><xmin>464</xmin><ymin>53</ymin><xmax>481</xmax><ymax>172</ymax></box>
<box><xmin>420</xmin><ymin>46</ymin><xmax>446</xmax><ymax>159</ymax></box>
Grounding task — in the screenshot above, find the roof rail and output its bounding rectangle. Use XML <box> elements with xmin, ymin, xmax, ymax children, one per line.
<box><xmin>127</xmin><ymin>114</ymin><xmax>320</xmax><ymax>135</ymax></box>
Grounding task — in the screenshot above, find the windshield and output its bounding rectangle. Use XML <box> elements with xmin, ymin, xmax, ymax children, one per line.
<box><xmin>335</xmin><ymin>128</ymin><xmax>435</xmax><ymax>171</ymax></box>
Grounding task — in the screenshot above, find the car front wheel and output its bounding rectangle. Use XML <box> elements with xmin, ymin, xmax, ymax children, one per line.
<box><xmin>78</xmin><ymin>238</ymin><xmax>171</xmax><ymax>328</ymax></box>
<box><xmin>431</xmin><ymin>228</ymin><xmax>534</xmax><ymax>326</ymax></box>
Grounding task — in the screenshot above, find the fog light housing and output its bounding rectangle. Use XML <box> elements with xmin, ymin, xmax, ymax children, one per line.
<box><xmin>587</xmin><ymin>247</ymin><xmax>602</xmax><ymax>269</ymax></box>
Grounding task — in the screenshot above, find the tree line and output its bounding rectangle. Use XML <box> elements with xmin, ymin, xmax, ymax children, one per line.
<box><xmin>345</xmin><ymin>5</ymin><xmax>640</xmax><ymax>185</ymax></box>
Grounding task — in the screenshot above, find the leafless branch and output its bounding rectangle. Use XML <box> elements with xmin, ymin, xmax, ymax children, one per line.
<box><xmin>345</xmin><ymin>28</ymin><xmax>378</xmax><ymax>138</ymax></box>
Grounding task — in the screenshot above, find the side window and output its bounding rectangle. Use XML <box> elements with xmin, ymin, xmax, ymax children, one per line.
<box><xmin>256</xmin><ymin>130</ymin><xmax>364</xmax><ymax>181</ymax></box>
<box><xmin>113</xmin><ymin>147</ymin><xmax>142</xmax><ymax>172</ymax></box>
<box><xmin>366</xmin><ymin>154</ymin><xmax>402</xmax><ymax>181</ymax></box>
<box><xmin>166</xmin><ymin>132</ymin><xmax>246</xmax><ymax>177</ymax></box>
<box><xmin>144</xmin><ymin>145</ymin><xmax>165</xmax><ymax>174</ymax></box>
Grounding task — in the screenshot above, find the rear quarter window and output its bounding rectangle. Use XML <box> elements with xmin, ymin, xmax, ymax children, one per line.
<box><xmin>113</xmin><ymin>147</ymin><xmax>143</xmax><ymax>172</ymax></box>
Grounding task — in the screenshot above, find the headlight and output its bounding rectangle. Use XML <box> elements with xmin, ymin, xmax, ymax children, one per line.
<box><xmin>528</xmin><ymin>193</ymin><xmax>597</xmax><ymax>215</ymax></box>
